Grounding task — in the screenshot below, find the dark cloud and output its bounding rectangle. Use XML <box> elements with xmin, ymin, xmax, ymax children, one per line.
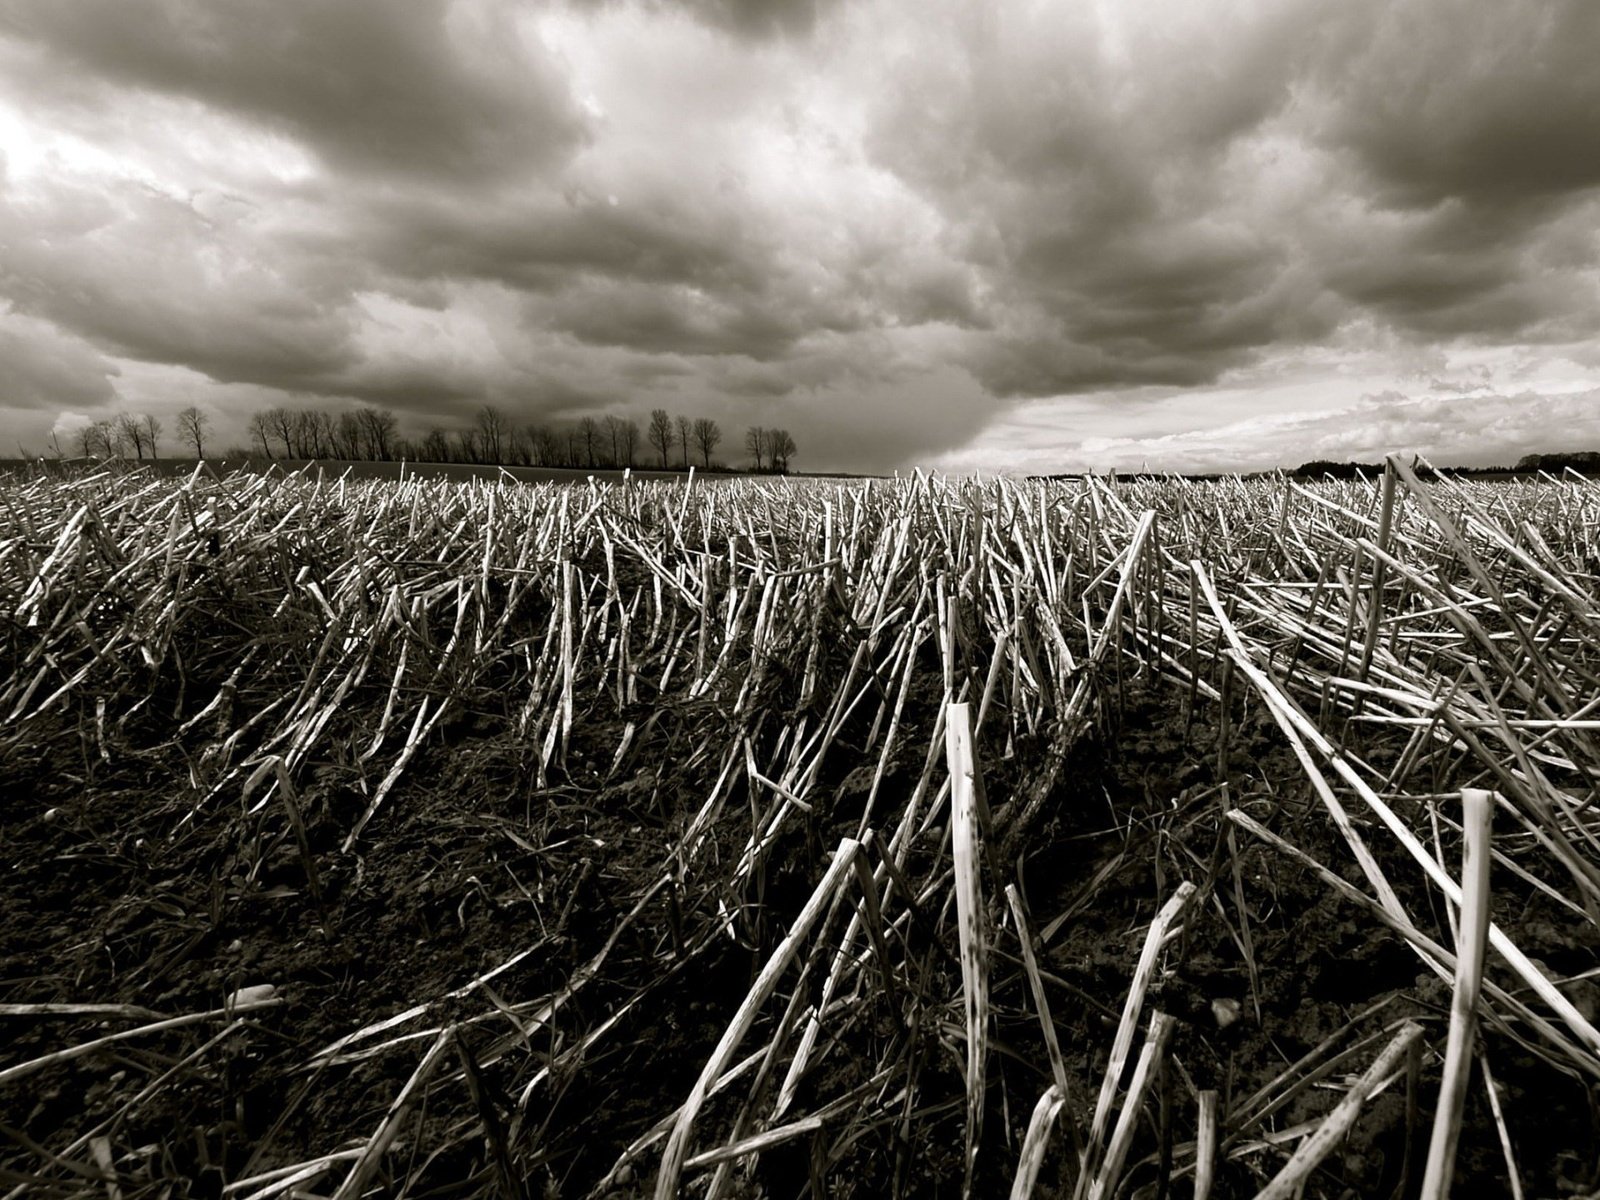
<box><xmin>981</xmin><ymin>225</ymin><xmax>1336</xmax><ymax>396</ymax></box>
<box><xmin>0</xmin><ymin>178</ymin><xmax>359</xmax><ymax>388</ymax></box>
<box><xmin>718</xmin><ymin>365</ymin><xmax>798</xmax><ymax>398</ymax></box>
<box><xmin>1316</xmin><ymin>1</ymin><xmax>1600</xmax><ymax>207</ymax></box>
<box><xmin>0</xmin><ymin>174</ymin><xmax>526</xmax><ymax>421</ymax></box>
<box><xmin>1256</xmin><ymin>0</ymin><xmax>1600</xmax><ymax>353</ymax></box>
<box><xmin>1</xmin><ymin>0</ymin><xmax>1598</xmax><ymax>468</ymax></box>
<box><xmin>549</xmin><ymin>283</ymin><xmax>804</xmax><ymax>358</ymax></box>
<box><xmin>1307</xmin><ymin>190</ymin><xmax>1600</xmax><ymax>343</ymax></box>
<box><xmin>325</xmin><ymin>364</ymin><xmax>493</xmax><ymax>411</ymax></box>
<box><xmin>861</xmin><ymin>0</ymin><xmax>1600</xmax><ymax>409</ymax></box>
<box><xmin>354</xmin><ymin>189</ymin><xmax>772</xmax><ymax>294</ymax></box>
<box><xmin>858</xmin><ymin>1</ymin><xmax>1327</xmax><ymax>400</ymax></box>
<box><xmin>571</xmin><ymin>0</ymin><xmax>841</xmax><ymax>41</ymax></box>
<box><xmin>0</xmin><ymin>0</ymin><xmax>586</xmax><ymax>182</ymax></box>
<box><xmin>0</xmin><ymin>315</ymin><xmax>119</xmax><ymax>411</ymax></box>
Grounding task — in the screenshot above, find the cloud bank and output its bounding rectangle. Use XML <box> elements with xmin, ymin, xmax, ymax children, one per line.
<box><xmin>1</xmin><ymin>0</ymin><xmax>1597</xmax><ymax>471</ymax></box>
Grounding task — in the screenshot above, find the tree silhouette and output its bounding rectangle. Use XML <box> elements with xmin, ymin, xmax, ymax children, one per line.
<box><xmin>261</xmin><ymin>407</ymin><xmax>294</xmax><ymax>457</ymax></box>
<box><xmin>177</xmin><ymin>406</ymin><xmax>209</xmax><ymax>458</ymax></box>
<box><xmin>248</xmin><ymin>413</ymin><xmax>272</xmax><ymax>457</ymax></box>
<box><xmin>116</xmin><ymin>413</ymin><xmax>147</xmax><ymax>460</ymax></box>
<box><xmin>77</xmin><ymin>420</ymin><xmax>114</xmax><ymax>458</ymax></box>
<box><xmin>619</xmin><ymin>417</ymin><xmax>640</xmax><ymax>467</ymax></box>
<box><xmin>419</xmin><ymin>428</ymin><xmax>450</xmax><ymax>462</ymax></box>
<box><xmin>769</xmin><ymin>428</ymin><xmax>796</xmax><ymax>473</ymax></box>
<box><xmin>333</xmin><ymin>413</ymin><xmax>361</xmax><ymax>459</ymax></box>
<box><xmin>535</xmin><ymin>427</ymin><xmax>563</xmax><ymax>467</ymax></box>
<box><xmin>578</xmin><ymin>417</ymin><xmax>601</xmax><ymax>468</ymax></box>
<box><xmin>648</xmin><ymin>408</ymin><xmax>674</xmax><ymax>468</ymax></box>
<box><xmin>355</xmin><ymin>406</ymin><xmax>398</xmax><ymax>460</ymax></box>
<box><xmin>604</xmin><ymin>415</ymin><xmax>626</xmax><ymax>467</ymax></box>
<box><xmin>692</xmin><ymin>418</ymin><xmax>721</xmax><ymax>467</ymax></box>
<box><xmin>675</xmin><ymin>415</ymin><xmax>692</xmax><ymax>468</ymax></box>
<box><xmin>476</xmin><ymin>405</ymin><xmax>507</xmax><ymax>464</ymax></box>
<box><xmin>290</xmin><ymin>411</ymin><xmax>326</xmax><ymax>457</ymax></box>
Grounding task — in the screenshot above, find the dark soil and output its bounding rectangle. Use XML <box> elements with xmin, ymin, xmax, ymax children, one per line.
<box><xmin>4</xmin><ymin>671</ymin><xmax>1599</xmax><ymax>1199</ymax></box>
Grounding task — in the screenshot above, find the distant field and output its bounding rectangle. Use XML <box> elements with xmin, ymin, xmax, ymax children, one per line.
<box><xmin>4</xmin><ymin>462</ymin><xmax>1599</xmax><ymax>1198</ymax></box>
<box><xmin>0</xmin><ymin>457</ymin><xmax>719</xmax><ymax>484</ymax></box>
<box><xmin>0</xmin><ymin>458</ymin><xmax>879</xmax><ymax>486</ymax></box>
<box><xmin>267</xmin><ymin>458</ymin><xmax>691</xmax><ymax>484</ymax></box>
<box><xmin>236</xmin><ymin>459</ymin><xmax>718</xmax><ymax>484</ymax></box>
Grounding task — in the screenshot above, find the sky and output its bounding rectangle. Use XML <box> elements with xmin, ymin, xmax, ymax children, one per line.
<box><xmin>1</xmin><ymin>0</ymin><xmax>1598</xmax><ymax>474</ymax></box>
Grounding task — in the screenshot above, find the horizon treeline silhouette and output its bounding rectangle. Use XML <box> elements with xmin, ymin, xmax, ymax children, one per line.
<box><xmin>59</xmin><ymin>403</ymin><xmax>798</xmax><ymax>473</ymax></box>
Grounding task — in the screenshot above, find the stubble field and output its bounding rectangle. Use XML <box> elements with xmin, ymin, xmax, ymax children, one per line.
<box><xmin>3</xmin><ymin>461</ymin><xmax>1599</xmax><ymax>1199</ymax></box>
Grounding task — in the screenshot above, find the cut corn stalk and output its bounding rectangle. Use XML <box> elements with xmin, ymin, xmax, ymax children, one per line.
<box><xmin>1010</xmin><ymin>1085</ymin><xmax>1067</xmax><ymax>1200</ymax></box>
<box><xmin>1</xmin><ymin>463</ymin><xmax>1598</xmax><ymax>1200</ymax></box>
<box><xmin>1076</xmin><ymin>882</ymin><xmax>1195</xmax><ymax>1200</ymax></box>
<box><xmin>946</xmin><ymin>700</ymin><xmax>991</xmax><ymax>1198</ymax></box>
<box><xmin>1253</xmin><ymin>1022</ymin><xmax>1424</xmax><ymax>1200</ymax></box>
<box><xmin>1420</xmin><ymin>788</ymin><xmax>1495</xmax><ymax>1200</ymax></box>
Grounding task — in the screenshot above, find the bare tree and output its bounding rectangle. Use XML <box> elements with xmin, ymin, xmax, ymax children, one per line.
<box><xmin>289</xmin><ymin>411</ymin><xmax>319</xmax><ymax>457</ymax></box>
<box><xmin>619</xmin><ymin>417</ymin><xmax>640</xmax><ymax>468</ymax></box>
<box><xmin>100</xmin><ymin>419</ymin><xmax>128</xmax><ymax>458</ymax></box>
<box><xmin>454</xmin><ymin>429</ymin><xmax>479</xmax><ymax>463</ymax></box>
<box><xmin>418</xmin><ymin>428</ymin><xmax>450</xmax><ymax>462</ymax></box>
<box><xmin>317</xmin><ymin>411</ymin><xmax>339</xmax><ymax>457</ymax></box>
<box><xmin>117</xmin><ymin>413</ymin><xmax>147</xmax><ymax>460</ymax></box>
<box><xmin>355</xmin><ymin>406</ymin><xmax>398</xmax><ymax>460</ymax></box>
<box><xmin>648</xmin><ymin>408</ymin><xmax>673</xmax><ymax>468</ymax></box>
<box><xmin>476</xmin><ymin>405</ymin><xmax>507</xmax><ymax>464</ymax></box>
<box><xmin>177</xmin><ymin>405</ymin><xmax>209</xmax><ymax>458</ymax></box>
<box><xmin>300</xmin><ymin>411</ymin><xmax>336</xmax><ymax>458</ymax></box>
<box><xmin>578</xmin><ymin>417</ymin><xmax>600</xmax><ymax>468</ymax></box>
<box><xmin>141</xmin><ymin>413</ymin><xmax>163</xmax><ymax>458</ymax></box>
<box><xmin>692</xmin><ymin>417</ymin><xmax>721</xmax><ymax>468</ymax></box>
<box><xmin>524</xmin><ymin>425</ymin><xmax>547</xmax><ymax>466</ymax></box>
<box><xmin>769</xmin><ymin>428</ymin><xmax>796</xmax><ymax>473</ymax></box>
<box><xmin>675</xmin><ymin>415</ymin><xmax>692</xmax><ymax>468</ymax></box>
<box><xmin>744</xmin><ymin>426</ymin><xmax>767</xmax><ymax>471</ymax></box>
<box><xmin>77</xmin><ymin>421</ymin><xmax>108</xmax><ymax>459</ymax></box>
<box><xmin>527</xmin><ymin>427</ymin><xmax>548</xmax><ymax>467</ymax></box>
<box><xmin>248</xmin><ymin>412</ymin><xmax>272</xmax><ymax>457</ymax></box>
<box><xmin>601</xmin><ymin>415</ymin><xmax>625</xmax><ymax>468</ymax></box>
<box><xmin>537</xmin><ymin>427</ymin><xmax>565</xmax><ymax>468</ymax></box>
<box><xmin>333</xmin><ymin>412</ymin><xmax>362</xmax><ymax>459</ymax></box>
<box><xmin>262</xmin><ymin>407</ymin><xmax>295</xmax><ymax>457</ymax></box>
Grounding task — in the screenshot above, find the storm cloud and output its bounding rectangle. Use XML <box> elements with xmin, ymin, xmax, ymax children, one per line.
<box><xmin>0</xmin><ymin>0</ymin><xmax>1596</xmax><ymax>471</ymax></box>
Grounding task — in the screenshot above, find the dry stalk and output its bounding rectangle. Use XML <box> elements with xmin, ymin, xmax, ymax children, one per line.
<box><xmin>946</xmin><ymin>700</ymin><xmax>991</xmax><ymax>1199</ymax></box>
<box><xmin>1420</xmin><ymin>787</ymin><xmax>1494</xmax><ymax>1200</ymax></box>
<box><xmin>1252</xmin><ymin>1021</ymin><xmax>1423</xmax><ymax>1200</ymax></box>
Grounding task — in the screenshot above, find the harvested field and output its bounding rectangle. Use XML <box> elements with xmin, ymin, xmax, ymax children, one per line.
<box><xmin>3</xmin><ymin>460</ymin><xmax>1599</xmax><ymax>1199</ymax></box>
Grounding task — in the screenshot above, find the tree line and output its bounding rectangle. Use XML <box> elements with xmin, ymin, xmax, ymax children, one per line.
<box><xmin>67</xmin><ymin>407</ymin><xmax>212</xmax><ymax>460</ymax></box>
<box><xmin>1291</xmin><ymin>456</ymin><xmax>1600</xmax><ymax>479</ymax></box>
<box><xmin>62</xmin><ymin>403</ymin><xmax>799</xmax><ymax>473</ymax></box>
